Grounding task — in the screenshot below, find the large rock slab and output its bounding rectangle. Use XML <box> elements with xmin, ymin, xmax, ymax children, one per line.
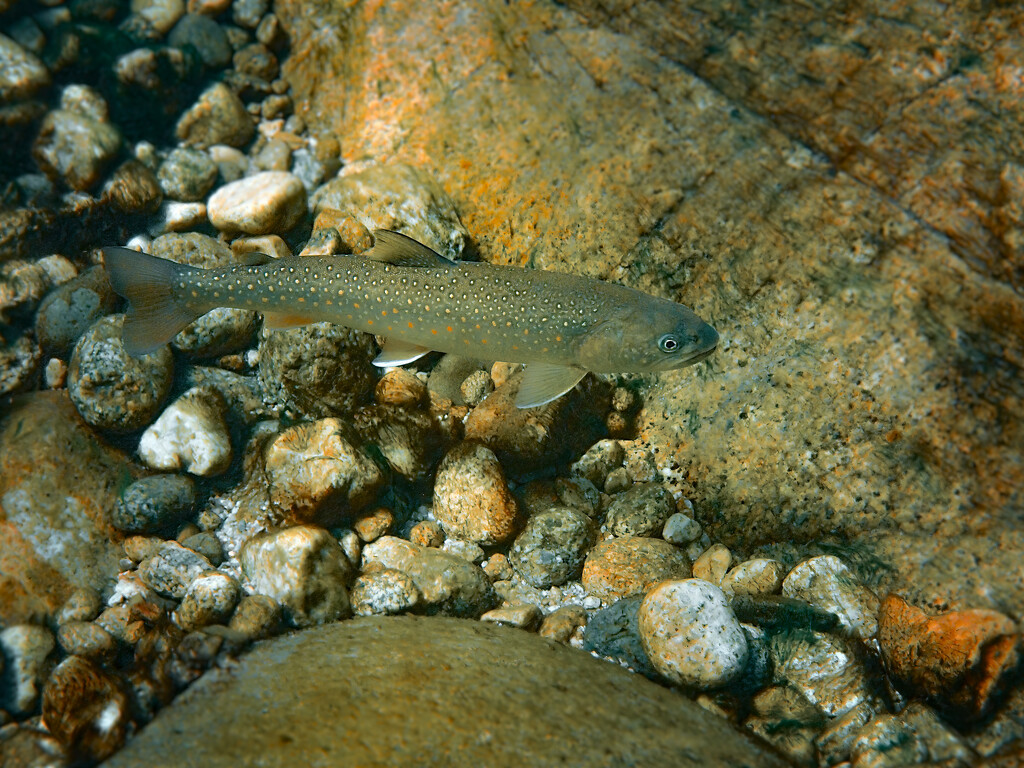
<box><xmin>0</xmin><ymin>392</ymin><xmax>132</xmax><ymax>625</ymax></box>
<box><xmin>276</xmin><ymin>0</ymin><xmax>1024</xmax><ymax>613</ymax></box>
<box><xmin>106</xmin><ymin>616</ymin><xmax>791</xmax><ymax>767</ymax></box>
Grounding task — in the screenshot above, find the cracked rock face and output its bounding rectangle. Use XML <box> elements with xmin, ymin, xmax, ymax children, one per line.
<box><xmin>275</xmin><ymin>0</ymin><xmax>1024</xmax><ymax>614</ymax></box>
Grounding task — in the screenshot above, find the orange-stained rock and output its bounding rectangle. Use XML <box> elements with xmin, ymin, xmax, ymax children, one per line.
<box><xmin>0</xmin><ymin>392</ymin><xmax>134</xmax><ymax>625</ymax></box>
<box><xmin>878</xmin><ymin>594</ymin><xmax>1021</xmax><ymax>721</ymax></box>
<box><xmin>582</xmin><ymin>537</ymin><xmax>691</xmax><ymax>601</ymax></box>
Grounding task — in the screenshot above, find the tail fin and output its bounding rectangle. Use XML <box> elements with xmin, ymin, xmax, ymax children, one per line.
<box><xmin>102</xmin><ymin>247</ymin><xmax>203</xmax><ymax>356</ymax></box>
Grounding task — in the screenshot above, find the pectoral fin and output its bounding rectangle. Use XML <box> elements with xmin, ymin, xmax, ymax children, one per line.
<box><xmin>373</xmin><ymin>338</ymin><xmax>433</xmax><ymax>367</ymax></box>
<box><xmin>262</xmin><ymin>312</ymin><xmax>318</xmax><ymax>330</ymax></box>
<box><xmin>515</xmin><ymin>363</ymin><xmax>588</xmax><ymax>409</ymax></box>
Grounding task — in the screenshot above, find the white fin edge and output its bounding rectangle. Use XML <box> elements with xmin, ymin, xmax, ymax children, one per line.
<box><xmin>373</xmin><ymin>337</ymin><xmax>433</xmax><ymax>367</ymax></box>
<box><xmin>515</xmin><ymin>363</ymin><xmax>588</xmax><ymax>409</ymax></box>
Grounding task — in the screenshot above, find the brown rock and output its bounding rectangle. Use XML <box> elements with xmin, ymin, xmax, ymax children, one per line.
<box><xmin>0</xmin><ymin>393</ymin><xmax>132</xmax><ymax>625</ymax></box>
<box><xmin>409</xmin><ymin>520</ymin><xmax>444</xmax><ymax>548</ymax></box>
<box><xmin>375</xmin><ymin>368</ymin><xmax>428</xmax><ymax>408</ymax></box>
<box><xmin>539</xmin><ymin>604</ymin><xmax>587</xmax><ymax>645</ymax></box>
<box><xmin>352</xmin><ymin>507</ymin><xmax>394</xmax><ymax>543</ymax></box>
<box><xmin>878</xmin><ymin>594</ymin><xmax>1021</xmax><ymax>721</ymax></box>
<box><xmin>432</xmin><ymin>442</ymin><xmax>519</xmax><ymax>546</ymax></box>
<box><xmin>582</xmin><ymin>537</ymin><xmax>691</xmax><ymax>600</ymax></box>
<box><xmin>42</xmin><ymin>655</ymin><xmax>130</xmax><ymax>763</ymax></box>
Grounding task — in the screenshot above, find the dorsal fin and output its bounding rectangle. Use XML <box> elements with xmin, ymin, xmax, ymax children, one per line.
<box><xmin>368</xmin><ymin>230</ymin><xmax>455</xmax><ymax>267</ymax></box>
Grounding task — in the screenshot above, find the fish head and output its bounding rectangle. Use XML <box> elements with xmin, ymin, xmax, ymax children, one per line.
<box><xmin>575</xmin><ymin>297</ymin><xmax>718</xmax><ymax>373</ymax></box>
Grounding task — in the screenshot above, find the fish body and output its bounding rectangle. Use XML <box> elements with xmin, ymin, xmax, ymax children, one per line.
<box><xmin>103</xmin><ymin>231</ymin><xmax>718</xmax><ymax>407</ymax></box>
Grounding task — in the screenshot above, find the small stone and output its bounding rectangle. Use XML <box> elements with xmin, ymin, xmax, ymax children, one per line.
<box><xmin>149</xmin><ymin>201</ymin><xmax>208</xmax><ymax>234</ymax></box>
<box><xmin>352</xmin><ymin>406</ymin><xmax>443</xmax><ymax>482</ymax></box>
<box><xmin>604</xmin><ymin>482</ymin><xmax>675</xmax><ymax>538</ymax></box>
<box><xmin>168</xmin><ymin>13</ymin><xmax>232</xmax><ymax>69</ymax></box>
<box><xmin>433</xmin><ymin>442</ymin><xmax>520</xmax><ymax>546</ymax></box>
<box><xmin>0</xmin><ymin>33</ymin><xmax>51</xmax><ymax>102</ymax></box>
<box><xmin>112</xmin><ymin>474</ymin><xmax>197</xmax><ymax>534</ymax></box>
<box><xmin>349</xmin><ymin>568</ymin><xmax>421</xmax><ymax>616</ymax></box>
<box><xmin>207</xmin><ymin>170</ymin><xmax>307</xmax><ymax>234</ymax></box>
<box><xmin>0</xmin><ymin>625</ymin><xmax>55</xmax><ymax>715</ymax></box>
<box><xmin>603</xmin><ymin>467</ymin><xmax>631</xmax><ymax>495</ymax></box>
<box><xmin>228</xmin><ymin>594</ymin><xmax>282</xmax><ymax>640</ymax></box>
<box><xmin>44</xmin><ymin>357</ymin><xmax>67</xmax><ymax>388</ymax></box>
<box><xmin>582</xmin><ymin>537</ymin><xmax>690</xmax><ymax>600</ymax></box>
<box><xmin>57</xmin><ymin>588</ymin><xmax>103</xmax><ymax>624</ymax></box>
<box><xmin>173</xmin><ymin>572</ymin><xmax>242</xmax><ymax>631</ymax></box>
<box><xmin>692</xmin><ymin>543</ymin><xmax>732</xmax><ymax>587</ymax></box>
<box><xmin>782</xmin><ymin>555</ymin><xmax>879</xmax><ymax>639</ymax></box>
<box><xmin>555</xmin><ymin>476</ymin><xmax>599</xmax><ymax>518</ymax></box>
<box><xmin>375</xmin><ymin>368</ymin><xmax>428</xmax><ymax>408</ymax></box>
<box><xmin>138</xmin><ymin>540</ymin><xmax>214</xmax><ymax>599</ymax></box>
<box><xmin>176</xmin><ymin>82</ymin><xmax>254</xmax><ymax>148</ymax></box>
<box><xmin>123</xmin><ymin>535</ymin><xmax>163</xmax><ymax>564</ymax></box>
<box><xmin>240</xmin><ymin>525</ymin><xmax>352</xmax><ymax>627</ymax></box>
<box><xmin>362</xmin><ymin>536</ymin><xmax>497</xmax><ymax>618</ymax></box>
<box><xmin>55</xmin><ymin>621</ymin><xmax>116</xmax><ymax>658</ymax></box>
<box><xmin>409</xmin><ymin>520</ymin><xmax>444</xmax><ymax>548</ymax></box>
<box><xmin>814</xmin><ymin>701</ymin><xmax>875</xmax><ymax>767</ymax></box>
<box><xmin>253</xmin><ymin>137</ymin><xmax>291</xmax><ymax>172</ymax></box>
<box><xmin>539</xmin><ymin>605</ymin><xmax>587</xmax><ymax>645</ymax></box>
<box><xmin>481</xmin><ymin>604</ymin><xmax>542</xmax><ymax>631</ymax></box>
<box><xmin>231</xmin><ymin>234</ymin><xmax>292</xmax><ymax>260</ymax></box>
<box><xmin>261</xmin><ymin>418</ymin><xmax>385</xmax><ymax>524</ymax></box>
<box><xmin>157</xmin><ymin>146</ymin><xmax>219</xmax><ymax>201</ymax></box>
<box><xmin>721</xmin><ymin>559</ymin><xmax>786</xmax><ymax>596</ymax></box>
<box><xmin>878</xmin><ymin>594</ymin><xmax>1019</xmax><ymax>721</ymax></box>
<box><xmin>187</xmin><ymin>0</ymin><xmax>230</xmax><ymax>15</ymax></box>
<box><xmin>181</xmin><ymin>531</ymin><xmax>224</xmax><ymax>565</ymax></box>
<box><xmin>850</xmin><ymin>702</ymin><xmax>976</xmax><ymax>767</ymax></box>
<box><xmin>232</xmin><ymin>0</ymin><xmax>267</xmax><ymax>28</ymax></box>
<box><xmin>583</xmin><ymin>596</ymin><xmax>658</xmax><ymax>678</ymax></box>
<box><xmin>623</xmin><ymin>445</ymin><xmax>657</xmax><ymax>483</ymax></box>
<box><xmin>662</xmin><ymin>513</ymin><xmax>702</xmax><ymax>545</ymax></box>
<box><xmin>42</xmin><ymin>655</ymin><xmax>130</xmax><ymax>763</ymax></box>
<box><xmin>352</xmin><ymin>507</ymin><xmax>394</xmax><ymax>543</ymax></box>
<box><xmin>139</xmin><ymin>387</ymin><xmax>233</xmax><ymax>476</ymax></box>
<box><xmin>102</xmin><ymin>159</ymin><xmax>163</xmax><ymax>214</ymax></box>
<box><xmin>638</xmin><ymin>579</ymin><xmax>749</xmax><ymax>689</ymax></box>
<box><xmin>67</xmin><ymin>315</ymin><xmax>174</xmax><ymax>432</ymax></box>
<box><xmin>481</xmin><ymin>553</ymin><xmax>513</xmax><ymax>582</ymax></box>
<box><xmin>751</xmin><ymin>685</ymin><xmax>826</xmax><ymax>727</ymax></box>
<box><xmin>570</xmin><ymin>439</ymin><xmax>624</xmax><ymax>489</ymax></box>
<box><xmin>459</xmin><ymin>369</ymin><xmax>494</xmax><ymax>407</ymax></box>
<box><xmin>0</xmin><ymin>335</ymin><xmax>41</xmax><ymax>397</ymax></box>
<box><xmin>173</xmin><ymin>306</ymin><xmax>259</xmax><ymax>358</ymax></box>
<box><xmin>32</xmin><ymin>108</ymin><xmax>122</xmax><ymax>192</ymax></box>
<box><xmin>130</xmin><ymin>0</ymin><xmax>185</xmax><ymax>34</ymax></box>
<box><xmin>508</xmin><ymin>506</ymin><xmax>595</xmax><ymax>589</ymax></box>
<box><xmin>234</xmin><ymin>42</ymin><xmax>278</xmax><ymax>81</ymax></box>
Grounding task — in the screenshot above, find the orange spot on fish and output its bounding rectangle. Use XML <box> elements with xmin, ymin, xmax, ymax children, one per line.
<box><xmin>431</xmin><ymin>329</ymin><xmax>438</xmax><ymax>335</ymax></box>
<box><xmin>354</xmin><ymin>302</ymin><xmax>360</xmax><ymax>309</ymax></box>
<box><xmin>381</xmin><ymin>310</ymin><xmax>388</xmax><ymax>317</ymax></box>
<box><xmin>408</xmin><ymin>322</ymin><xmax>414</xmax><ymax>328</ymax></box>
<box><xmin>446</xmin><ymin>325</ymin><xmax>453</xmax><ymax>332</ymax></box>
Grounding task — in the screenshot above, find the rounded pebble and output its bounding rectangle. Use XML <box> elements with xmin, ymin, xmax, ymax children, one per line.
<box><xmin>720</xmin><ymin>558</ymin><xmax>785</xmax><ymax>596</ymax></box>
<box><xmin>0</xmin><ymin>624</ymin><xmax>55</xmax><ymax>715</ymax></box>
<box><xmin>138</xmin><ymin>387</ymin><xmax>233</xmax><ymax>476</ymax></box>
<box><xmin>176</xmin><ymin>82</ymin><xmax>254</xmax><ymax>148</ymax></box>
<box><xmin>32</xmin><ymin>107</ymin><xmax>122</xmax><ymax>192</ymax></box>
<box><xmin>0</xmin><ymin>33</ymin><xmax>51</xmax><ymax>102</ymax></box>
<box><xmin>638</xmin><ymin>579</ymin><xmax>750</xmax><ymax>689</ymax></box>
<box><xmin>350</xmin><ymin>568</ymin><xmax>421</xmax><ymax>616</ymax></box>
<box><xmin>207</xmin><ymin>170</ymin><xmax>307</xmax><ymax>234</ymax></box>
<box><xmin>662</xmin><ymin>512</ymin><xmax>703</xmax><ymax>545</ymax></box>
<box><xmin>228</xmin><ymin>594</ymin><xmax>283</xmax><ymax>641</ymax></box>
<box><xmin>174</xmin><ymin>572</ymin><xmax>242</xmax><ymax>631</ymax></box>
<box><xmin>409</xmin><ymin>520</ymin><xmax>444</xmax><ymax>548</ymax></box>
<box><xmin>571</xmin><ymin>439</ymin><xmax>624</xmax><ymax>489</ymax></box>
<box><xmin>582</xmin><ymin>537</ymin><xmax>691</xmax><ymax>600</ymax></box>
<box><xmin>173</xmin><ymin>306</ymin><xmax>259</xmax><ymax>357</ymax></box>
<box><xmin>603</xmin><ymin>482</ymin><xmax>675</xmax><ymax>538</ymax></box>
<box><xmin>55</xmin><ymin>621</ymin><xmax>116</xmax><ymax>658</ymax></box>
<box><xmin>138</xmin><ymin>540</ymin><xmax>214</xmax><ymax>599</ymax></box>
<box><xmin>692</xmin><ymin>543</ymin><xmax>733</xmax><ymax>587</ymax></box>
<box><xmin>782</xmin><ymin>555</ymin><xmax>879</xmax><ymax>639</ymax></box>
<box><xmin>112</xmin><ymin>474</ymin><xmax>197</xmax><ymax>534</ymax></box>
<box><xmin>240</xmin><ymin>525</ymin><xmax>352</xmax><ymax>627</ymax></box>
<box><xmin>432</xmin><ymin>442</ymin><xmax>519</xmax><ymax>546</ymax></box>
<box><xmin>167</xmin><ymin>13</ymin><xmax>232</xmax><ymax>69</ymax></box>
<box><xmin>508</xmin><ymin>506</ymin><xmax>595</xmax><ymax>589</ymax></box>
<box><xmin>34</xmin><ymin>266</ymin><xmax>119</xmax><ymax>355</ymax></box>
<box><xmin>68</xmin><ymin>315</ymin><xmax>174</xmax><ymax>432</ymax></box>
<box><xmin>157</xmin><ymin>146</ymin><xmax>219</xmax><ymax>201</ymax></box>
<box><xmin>375</xmin><ymin>369</ymin><xmax>428</xmax><ymax>407</ymax></box>
<box><xmin>480</xmin><ymin>603</ymin><xmax>542</xmax><ymax>630</ymax></box>
<box><xmin>42</xmin><ymin>655</ymin><xmax>130</xmax><ymax>763</ymax></box>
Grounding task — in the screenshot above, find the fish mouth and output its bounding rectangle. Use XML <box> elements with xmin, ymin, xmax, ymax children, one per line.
<box><xmin>684</xmin><ymin>344</ymin><xmax>717</xmax><ymax>366</ymax></box>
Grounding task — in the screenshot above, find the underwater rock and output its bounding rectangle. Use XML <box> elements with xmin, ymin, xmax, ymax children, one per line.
<box><xmin>638</xmin><ymin>579</ymin><xmax>749</xmax><ymax>689</ymax></box>
<box><xmin>352</xmin><ymin>405</ymin><xmax>445</xmax><ymax>482</ymax></box>
<box><xmin>361</xmin><ymin>536</ymin><xmax>496</xmax><ymax>618</ymax></box>
<box><xmin>258</xmin><ymin>321</ymin><xmax>378</xmax><ymax>419</ymax></box>
<box><xmin>34</xmin><ymin>266</ymin><xmax>119</xmax><ymax>356</ymax></box>
<box><xmin>721</xmin><ymin>558</ymin><xmax>786</xmax><ymax>597</ymax></box>
<box><xmin>173</xmin><ymin>572</ymin><xmax>241</xmax><ymax>631</ymax></box>
<box><xmin>102</xmin><ymin>159</ymin><xmax>163</xmax><ymax>214</ymax></box>
<box><xmin>349</xmin><ymin>568</ymin><xmax>421</xmax><ymax>617</ymax></box>
<box><xmin>173</xmin><ymin>305</ymin><xmax>260</xmax><ymax>357</ymax></box>
<box><xmin>850</xmin><ymin>702</ymin><xmax>976</xmax><ymax>768</ymax></box>
<box><xmin>261</xmin><ymin>418</ymin><xmax>385</xmax><ymax>524</ymax></box>
<box><xmin>432</xmin><ymin>442</ymin><xmax>520</xmax><ymax>546</ymax></box>
<box><xmin>167</xmin><ymin>13</ymin><xmax>233</xmax><ymax>69</ymax></box>
<box><xmin>539</xmin><ymin>604</ymin><xmax>587</xmax><ymax>645</ymax></box>
<box><xmin>351</xmin><ymin>507</ymin><xmax>394</xmax><ymax>543</ymax></box>
<box><xmin>55</xmin><ymin>620</ymin><xmax>116</xmax><ymax>659</ymax></box>
<box><xmin>0</xmin><ymin>33</ymin><xmax>51</xmax><ymax>102</ymax></box>
<box><xmin>374</xmin><ymin>368</ymin><xmax>428</xmax><ymax>408</ymax></box>
<box><xmin>0</xmin><ymin>392</ymin><xmax>129</xmax><ymax>625</ymax></box>
<box><xmin>692</xmin><ymin>543</ymin><xmax>733</xmax><ymax>587</ymax></box>
<box><xmin>227</xmin><ymin>594</ymin><xmax>283</xmax><ymax>641</ymax></box>
<box><xmin>570</xmin><ymin>439</ymin><xmax>625</xmax><ymax>490</ymax></box>
<box><xmin>0</xmin><ymin>334</ymin><xmax>41</xmax><ymax>397</ymax></box>
<box><xmin>782</xmin><ymin>555</ymin><xmax>879</xmax><ymax>640</ymax></box>
<box><xmin>582</xmin><ymin>536</ymin><xmax>690</xmax><ymax>601</ymax></box>
<box><xmin>603</xmin><ymin>481</ymin><xmax>675</xmax><ymax>538</ymax></box>
<box><xmin>0</xmin><ymin>624</ymin><xmax>54</xmax><ymax>716</ymax></box>
<box><xmin>240</xmin><ymin>525</ymin><xmax>352</xmax><ymax>627</ymax></box>
<box><xmin>138</xmin><ymin>540</ymin><xmax>214</xmax><ymax>599</ymax></box>
<box><xmin>32</xmin><ymin>105</ymin><xmax>122</xmax><ymax>192</ymax></box>
<box><xmin>480</xmin><ymin>603</ymin><xmax>542</xmax><ymax>631</ymax></box>
<box><xmin>112</xmin><ymin>473</ymin><xmax>197</xmax><ymax>534</ymax></box>
<box><xmin>878</xmin><ymin>594</ymin><xmax>1021</xmax><ymax>722</ymax></box>
<box><xmin>103</xmin><ymin>616</ymin><xmax>794</xmax><ymax>768</ymax></box>
<box><xmin>157</xmin><ymin>146</ymin><xmax>219</xmax><ymax>201</ymax></box>
<box><xmin>138</xmin><ymin>386</ymin><xmax>233</xmax><ymax>477</ymax></box>
<box><xmin>207</xmin><ymin>170</ymin><xmax>307</xmax><ymax>234</ymax></box>
<box><xmin>311</xmin><ymin>162</ymin><xmax>468</xmax><ymax>261</ymax></box>
<box><xmin>68</xmin><ymin>314</ymin><xmax>174</xmax><ymax>432</ymax></box>
<box><xmin>661</xmin><ymin>512</ymin><xmax>703</xmax><ymax>546</ymax></box>
<box><xmin>582</xmin><ymin>596</ymin><xmax>658</xmax><ymax>678</ymax></box>
<box><xmin>175</xmin><ymin>81</ymin><xmax>253</xmax><ymax>148</ymax></box>
<box><xmin>508</xmin><ymin>506</ymin><xmax>594</xmax><ymax>589</ymax></box>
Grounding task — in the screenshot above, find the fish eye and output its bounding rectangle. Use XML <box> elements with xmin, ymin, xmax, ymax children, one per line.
<box><xmin>658</xmin><ymin>334</ymin><xmax>680</xmax><ymax>353</ymax></box>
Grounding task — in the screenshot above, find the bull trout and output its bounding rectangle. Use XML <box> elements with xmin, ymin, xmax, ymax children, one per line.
<box><xmin>102</xmin><ymin>230</ymin><xmax>718</xmax><ymax>408</ymax></box>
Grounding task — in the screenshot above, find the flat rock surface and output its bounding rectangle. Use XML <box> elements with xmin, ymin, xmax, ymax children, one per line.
<box><xmin>105</xmin><ymin>616</ymin><xmax>791</xmax><ymax>767</ymax></box>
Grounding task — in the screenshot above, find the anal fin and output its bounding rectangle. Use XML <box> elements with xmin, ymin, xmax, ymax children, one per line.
<box><xmin>515</xmin><ymin>363</ymin><xmax>588</xmax><ymax>409</ymax></box>
<box><xmin>373</xmin><ymin>338</ymin><xmax>433</xmax><ymax>367</ymax></box>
